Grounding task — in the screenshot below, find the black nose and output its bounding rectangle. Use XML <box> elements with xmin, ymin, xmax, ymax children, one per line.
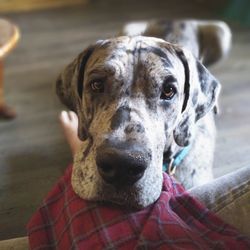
<box><xmin>96</xmin><ymin>146</ymin><xmax>148</xmax><ymax>187</ymax></box>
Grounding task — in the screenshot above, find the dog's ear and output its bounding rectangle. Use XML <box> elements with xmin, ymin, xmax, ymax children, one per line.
<box><xmin>173</xmin><ymin>47</ymin><xmax>221</xmax><ymax>147</ymax></box>
<box><xmin>56</xmin><ymin>41</ymin><xmax>103</xmax><ymax>140</ymax></box>
<box><xmin>56</xmin><ymin>44</ymin><xmax>97</xmax><ymax>111</ymax></box>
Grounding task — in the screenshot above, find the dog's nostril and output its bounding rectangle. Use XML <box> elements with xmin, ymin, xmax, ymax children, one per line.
<box><xmin>128</xmin><ymin>166</ymin><xmax>144</xmax><ymax>176</ymax></box>
<box><xmin>98</xmin><ymin>164</ymin><xmax>115</xmax><ymax>177</ymax></box>
<box><xmin>100</xmin><ymin>164</ymin><xmax>112</xmax><ymax>172</ymax></box>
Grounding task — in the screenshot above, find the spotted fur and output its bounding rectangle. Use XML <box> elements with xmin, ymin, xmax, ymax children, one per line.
<box><xmin>56</xmin><ymin>20</ymin><xmax>231</xmax><ymax>208</ymax></box>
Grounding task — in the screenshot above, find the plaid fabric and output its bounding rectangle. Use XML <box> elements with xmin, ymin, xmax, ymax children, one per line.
<box><xmin>27</xmin><ymin>165</ymin><xmax>250</xmax><ymax>250</ymax></box>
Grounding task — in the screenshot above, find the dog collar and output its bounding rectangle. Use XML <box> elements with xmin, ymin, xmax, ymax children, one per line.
<box><xmin>163</xmin><ymin>145</ymin><xmax>191</xmax><ymax>175</ymax></box>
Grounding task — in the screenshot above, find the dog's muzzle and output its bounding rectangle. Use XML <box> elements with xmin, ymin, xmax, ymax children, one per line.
<box><xmin>96</xmin><ymin>142</ymin><xmax>151</xmax><ymax>187</ymax></box>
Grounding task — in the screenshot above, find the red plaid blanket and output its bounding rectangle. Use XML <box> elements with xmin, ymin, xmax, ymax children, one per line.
<box><xmin>27</xmin><ymin>165</ymin><xmax>250</xmax><ymax>249</ymax></box>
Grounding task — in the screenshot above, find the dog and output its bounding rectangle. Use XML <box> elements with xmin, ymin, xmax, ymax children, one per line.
<box><xmin>56</xmin><ymin>20</ymin><xmax>231</xmax><ymax>209</ymax></box>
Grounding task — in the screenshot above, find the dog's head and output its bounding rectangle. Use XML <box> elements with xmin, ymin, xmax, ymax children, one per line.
<box><xmin>56</xmin><ymin>36</ymin><xmax>220</xmax><ymax>208</ymax></box>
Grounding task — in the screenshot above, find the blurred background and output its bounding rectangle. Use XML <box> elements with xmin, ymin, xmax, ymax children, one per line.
<box><xmin>0</xmin><ymin>0</ymin><xmax>249</xmax><ymax>241</ymax></box>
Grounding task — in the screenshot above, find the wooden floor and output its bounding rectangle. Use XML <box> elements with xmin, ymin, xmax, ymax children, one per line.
<box><xmin>0</xmin><ymin>0</ymin><xmax>249</xmax><ymax>240</ymax></box>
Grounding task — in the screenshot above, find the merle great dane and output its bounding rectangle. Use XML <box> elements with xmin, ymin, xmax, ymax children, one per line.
<box><xmin>56</xmin><ymin>20</ymin><xmax>232</xmax><ymax>208</ymax></box>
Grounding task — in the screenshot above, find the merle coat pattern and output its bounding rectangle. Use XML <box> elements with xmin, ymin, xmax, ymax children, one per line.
<box><xmin>56</xmin><ymin>20</ymin><xmax>231</xmax><ymax>208</ymax></box>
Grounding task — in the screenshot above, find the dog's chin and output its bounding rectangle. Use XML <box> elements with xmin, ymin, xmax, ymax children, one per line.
<box><xmin>97</xmin><ymin>175</ymin><xmax>163</xmax><ymax>209</ymax></box>
<box><xmin>71</xmin><ymin>159</ymin><xmax>163</xmax><ymax>209</ymax></box>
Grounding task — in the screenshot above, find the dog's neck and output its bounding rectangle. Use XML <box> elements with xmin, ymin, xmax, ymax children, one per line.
<box><xmin>163</xmin><ymin>142</ymin><xmax>191</xmax><ymax>174</ymax></box>
<box><xmin>163</xmin><ymin>143</ymin><xmax>180</xmax><ymax>164</ymax></box>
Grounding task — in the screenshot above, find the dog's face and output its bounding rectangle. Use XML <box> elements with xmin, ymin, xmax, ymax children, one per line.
<box><xmin>57</xmin><ymin>36</ymin><xmax>220</xmax><ymax>208</ymax></box>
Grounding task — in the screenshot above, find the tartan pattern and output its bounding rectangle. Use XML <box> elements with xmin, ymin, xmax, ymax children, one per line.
<box><xmin>27</xmin><ymin>165</ymin><xmax>250</xmax><ymax>250</ymax></box>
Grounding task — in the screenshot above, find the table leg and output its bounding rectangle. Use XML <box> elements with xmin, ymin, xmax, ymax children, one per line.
<box><xmin>0</xmin><ymin>60</ymin><xmax>16</xmax><ymax>119</ymax></box>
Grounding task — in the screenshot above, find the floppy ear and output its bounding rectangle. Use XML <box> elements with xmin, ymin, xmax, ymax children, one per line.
<box><xmin>56</xmin><ymin>45</ymin><xmax>97</xmax><ymax>110</ymax></box>
<box><xmin>173</xmin><ymin>47</ymin><xmax>221</xmax><ymax>147</ymax></box>
<box><xmin>56</xmin><ymin>43</ymin><xmax>100</xmax><ymax>140</ymax></box>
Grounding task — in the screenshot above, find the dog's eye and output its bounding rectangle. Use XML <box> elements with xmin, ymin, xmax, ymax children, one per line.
<box><xmin>90</xmin><ymin>80</ymin><xmax>104</xmax><ymax>93</ymax></box>
<box><xmin>160</xmin><ymin>83</ymin><xmax>176</xmax><ymax>100</ymax></box>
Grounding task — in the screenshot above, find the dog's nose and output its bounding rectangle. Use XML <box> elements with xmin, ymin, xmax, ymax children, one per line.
<box><xmin>96</xmin><ymin>146</ymin><xmax>148</xmax><ymax>187</ymax></box>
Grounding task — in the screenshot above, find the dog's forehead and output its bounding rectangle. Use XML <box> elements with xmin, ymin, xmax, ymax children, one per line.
<box><xmin>102</xmin><ymin>36</ymin><xmax>170</xmax><ymax>51</ymax></box>
<box><xmin>85</xmin><ymin>36</ymin><xmax>184</xmax><ymax>83</ymax></box>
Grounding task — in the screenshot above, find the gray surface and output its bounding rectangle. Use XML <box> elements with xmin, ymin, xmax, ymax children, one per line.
<box><xmin>189</xmin><ymin>166</ymin><xmax>250</xmax><ymax>237</ymax></box>
<box><xmin>0</xmin><ymin>0</ymin><xmax>249</xmax><ymax>240</ymax></box>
